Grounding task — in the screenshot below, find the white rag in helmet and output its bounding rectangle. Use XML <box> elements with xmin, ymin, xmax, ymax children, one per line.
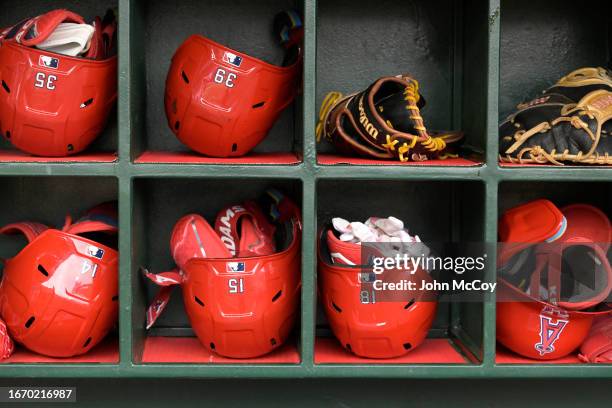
<box><xmin>35</xmin><ymin>23</ymin><xmax>95</xmax><ymax>56</ymax></box>
<box><xmin>332</xmin><ymin>216</ymin><xmax>430</xmax><ymax>258</ymax></box>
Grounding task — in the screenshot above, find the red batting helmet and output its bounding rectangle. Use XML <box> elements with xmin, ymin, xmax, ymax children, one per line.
<box><xmin>164</xmin><ymin>11</ymin><xmax>303</xmax><ymax>157</ymax></box>
<box><xmin>0</xmin><ymin>203</ymin><xmax>118</xmax><ymax>357</ymax></box>
<box><xmin>318</xmin><ymin>226</ymin><xmax>437</xmax><ymax>359</ymax></box>
<box><xmin>497</xmin><ymin>200</ymin><xmax>612</xmax><ymax>359</ymax></box>
<box><xmin>0</xmin><ymin>9</ymin><xmax>117</xmax><ymax>156</ymax></box>
<box><xmin>144</xmin><ymin>190</ymin><xmax>301</xmax><ymax>358</ymax></box>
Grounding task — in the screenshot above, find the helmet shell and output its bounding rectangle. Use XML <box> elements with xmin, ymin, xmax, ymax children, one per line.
<box><xmin>318</xmin><ymin>231</ymin><xmax>437</xmax><ymax>359</ymax></box>
<box><xmin>180</xmin><ymin>221</ymin><xmax>301</xmax><ymax>358</ymax></box>
<box><xmin>497</xmin><ymin>202</ymin><xmax>612</xmax><ymax>359</ymax></box>
<box><xmin>0</xmin><ymin>41</ymin><xmax>117</xmax><ymax>156</ymax></box>
<box><xmin>496</xmin><ymin>282</ymin><xmax>610</xmax><ymax>360</ymax></box>
<box><xmin>0</xmin><ymin>230</ymin><xmax>118</xmax><ymax>357</ymax></box>
<box><xmin>164</xmin><ymin>35</ymin><xmax>301</xmax><ymax>157</ymax></box>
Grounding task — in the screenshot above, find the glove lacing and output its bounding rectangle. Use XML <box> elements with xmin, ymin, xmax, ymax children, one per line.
<box><xmin>395</xmin><ymin>80</ymin><xmax>447</xmax><ymax>161</ymax></box>
<box><xmin>503</xmin><ymin>106</ymin><xmax>610</xmax><ymax>165</ymax></box>
<box><xmin>382</xmin><ymin>79</ymin><xmax>452</xmax><ymax>161</ymax></box>
<box><xmin>316</xmin><ymin>91</ymin><xmax>343</xmax><ymax>142</ymax></box>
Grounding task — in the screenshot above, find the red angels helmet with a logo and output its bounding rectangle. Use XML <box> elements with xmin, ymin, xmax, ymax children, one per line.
<box><xmin>497</xmin><ymin>200</ymin><xmax>612</xmax><ymax>360</ymax></box>
<box><xmin>164</xmin><ymin>11</ymin><xmax>303</xmax><ymax>157</ymax></box>
<box><xmin>0</xmin><ymin>9</ymin><xmax>117</xmax><ymax>156</ymax></box>
<box><xmin>317</xmin><ymin>226</ymin><xmax>437</xmax><ymax>359</ymax></box>
<box><xmin>0</xmin><ymin>203</ymin><xmax>118</xmax><ymax>357</ymax></box>
<box><xmin>497</xmin><ymin>284</ymin><xmax>609</xmax><ymax>360</ymax></box>
<box><xmin>144</xmin><ymin>190</ymin><xmax>301</xmax><ymax>358</ymax></box>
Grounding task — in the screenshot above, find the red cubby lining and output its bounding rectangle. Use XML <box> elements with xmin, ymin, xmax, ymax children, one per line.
<box><xmin>314</xmin><ymin>338</ymin><xmax>469</xmax><ymax>364</ymax></box>
<box><xmin>495</xmin><ymin>346</ymin><xmax>582</xmax><ymax>364</ymax></box>
<box><xmin>0</xmin><ymin>150</ymin><xmax>117</xmax><ymax>163</ymax></box>
<box><xmin>135</xmin><ymin>151</ymin><xmax>301</xmax><ymax>165</ymax></box>
<box><xmin>317</xmin><ymin>154</ymin><xmax>482</xmax><ymax>167</ymax></box>
<box><xmin>141</xmin><ymin>337</ymin><xmax>301</xmax><ymax>363</ymax></box>
<box><xmin>1</xmin><ymin>337</ymin><xmax>118</xmax><ymax>364</ymax></box>
<box><xmin>499</xmin><ymin>162</ymin><xmax>612</xmax><ymax>168</ymax></box>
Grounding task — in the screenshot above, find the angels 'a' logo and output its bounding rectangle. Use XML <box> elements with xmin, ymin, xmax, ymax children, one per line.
<box><xmin>535</xmin><ymin>314</ymin><xmax>568</xmax><ymax>356</ymax></box>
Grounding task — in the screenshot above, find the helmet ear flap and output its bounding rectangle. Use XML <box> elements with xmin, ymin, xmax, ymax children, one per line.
<box><xmin>18</xmin><ymin>9</ymin><xmax>85</xmax><ymax>47</ymax></box>
<box><xmin>170</xmin><ymin>214</ymin><xmax>231</xmax><ymax>270</ymax></box>
<box><xmin>0</xmin><ymin>222</ymin><xmax>50</xmax><ymax>244</ymax></box>
<box><xmin>326</xmin><ymin>229</ymin><xmax>360</xmax><ymax>266</ymax></box>
<box><xmin>214</xmin><ymin>202</ymin><xmax>276</xmax><ymax>257</ymax></box>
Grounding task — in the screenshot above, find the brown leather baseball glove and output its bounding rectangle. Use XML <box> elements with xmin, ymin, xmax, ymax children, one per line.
<box><xmin>499</xmin><ymin>67</ymin><xmax>612</xmax><ymax>165</ymax></box>
<box><xmin>316</xmin><ymin>75</ymin><xmax>464</xmax><ymax>162</ymax></box>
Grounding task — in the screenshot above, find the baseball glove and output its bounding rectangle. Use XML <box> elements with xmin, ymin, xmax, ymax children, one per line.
<box><xmin>499</xmin><ymin>67</ymin><xmax>612</xmax><ymax>165</ymax></box>
<box><xmin>316</xmin><ymin>75</ymin><xmax>464</xmax><ymax>162</ymax></box>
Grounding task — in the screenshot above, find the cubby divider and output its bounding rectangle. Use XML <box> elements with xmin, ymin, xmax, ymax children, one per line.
<box><xmin>0</xmin><ymin>0</ymin><xmax>610</xmax><ymax>379</ymax></box>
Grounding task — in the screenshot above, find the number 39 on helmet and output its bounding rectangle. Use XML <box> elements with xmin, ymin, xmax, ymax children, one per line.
<box><xmin>164</xmin><ymin>11</ymin><xmax>303</xmax><ymax>157</ymax></box>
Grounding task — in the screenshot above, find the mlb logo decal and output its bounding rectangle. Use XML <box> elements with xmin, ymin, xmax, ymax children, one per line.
<box><xmin>223</xmin><ymin>52</ymin><xmax>242</xmax><ymax>67</ymax></box>
<box><xmin>88</xmin><ymin>245</ymin><xmax>105</xmax><ymax>260</ymax></box>
<box><xmin>39</xmin><ymin>55</ymin><xmax>59</xmax><ymax>69</ymax></box>
<box><xmin>226</xmin><ymin>261</ymin><xmax>245</xmax><ymax>273</ymax></box>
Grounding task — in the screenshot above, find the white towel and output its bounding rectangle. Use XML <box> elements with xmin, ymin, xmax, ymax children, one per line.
<box><xmin>332</xmin><ymin>216</ymin><xmax>431</xmax><ymax>261</ymax></box>
<box><xmin>332</xmin><ymin>216</ymin><xmax>423</xmax><ymax>244</ymax></box>
<box><xmin>36</xmin><ymin>23</ymin><xmax>95</xmax><ymax>57</ymax></box>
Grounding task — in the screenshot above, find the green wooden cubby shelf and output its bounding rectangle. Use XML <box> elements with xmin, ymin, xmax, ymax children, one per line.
<box><xmin>0</xmin><ymin>0</ymin><xmax>610</xmax><ymax>378</ymax></box>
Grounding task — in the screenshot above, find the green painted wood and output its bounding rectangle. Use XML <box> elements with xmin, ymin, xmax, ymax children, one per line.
<box><xmin>3</xmin><ymin>363</ymin><xmax>612</xmax><ymax>378</ymax></box>
<box><xmin>0</xmin><ymin>164</ymin><xmax>118</xmax><ymax>176</ymax></box>
<box><xmin>0</xmin><ymin>0</ymin><xmax>610</xmax><ymax>380</ymax></box>
<box><xmin>299</xmin><ymin>0</ymin><xmax>317</xmax><ymax>368</ymax></box>
<box><xmin>118</xmin><ymin>0</ymin><xmax>134</xmax><ymax>369</ymax></box>
<box><xmin>482</xmin><ymin>0</ymin><xmax>501</xmax><ymax>368</ymax></box>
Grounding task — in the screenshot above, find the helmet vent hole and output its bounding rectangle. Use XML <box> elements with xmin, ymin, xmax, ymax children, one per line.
<box><xmin>37</xmin><ymin>264</ymin><xmax>49</xmax><ymax>277</ymax></box>
<box><xmin>209</xmin><ymin>342</ymin><xmax>215</xmax><ymax>350</ymax></box>
<box><xmin>403</xmin><ymin>343</ymin><xmax>412</xmax><ymax>350</ymax></box>
<box><xmin>194</xmin><ymin>296</ymin><xmax>205</xmax><ymax>307</ymax></box>
<box><xmin>346</xmin><ymin>344</ymin><xmax>352</xmax><ymax>352</ymax></box>
<box><xmin>25</xmin><ymin>316</ymin><xmax>35</xmax><ymax>328</ymax></box>
<box><xmin>5</xmin><ymin>131</ymin><xmax>10</xmax><ymax>139</ymax></box>
<box><xmin>181</xmin><ymin>71</ymin><xmax>190</xmax><ymax>84</ymax></box>
<box><xmin>252</xmin><ymin>101</ymin><xmax>265</xmax><ymax>108</ymax></box>
<box><xmin>112</xmin><ymin>295</ymin><xmax>118</xmax><ymax>301</ymax></box>
<box><xmin>231</xmin><ymin>143</ymin><xmax>238</xmax><ymax>152</ymax></box>
<box><xmin>1</xmin><ymin>80</ymin><xmax>9</xmax><ymax>93</ymax></box>
<box><xmin>80</xmin><ymin>98</ymin><xmax>94</xmax><ymax>108</ymax></box>
<box><xmin>272</xmin><ymin>290</ymin><xmax>282</xmax><ymax>302</ymax></box>
<box><xmin>172</xmin><ymin>99</ymin><xmax>177</xmax><ymax>114</ymax></box>
<box><xmin>270</xmin><ymin>338</ymin><xmax>277</xmax><ymax>346</ymax></box>
<box><xmin>404</xmin><ymin>299</ymin><xmax>415</xmax><ymax>310</ymax></box>
<box><xmin>331</xmin><ymin>301</ymin><xmax>342</xmax><ymax>313</ymax></box>
<box><xmin>83</xmin><ymin>337</ymin><xmax>92</xmax><ymax>348</ymax></box>
<box><xmin>174</xmin><ymin>121</ymin><xmax>180</xmax><ymax>130</ymax></box>
<box><xmin>67</xmin><ymin>144</ymin><xmax>74</xmax><ymax>152</ymax></box>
